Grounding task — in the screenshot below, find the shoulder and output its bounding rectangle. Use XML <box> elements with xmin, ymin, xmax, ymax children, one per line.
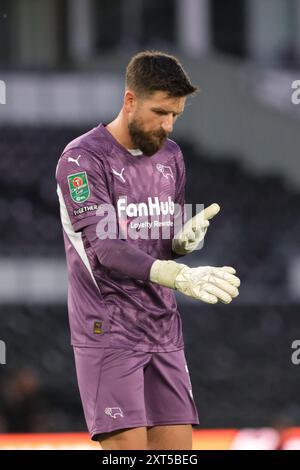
<box><xmin>165</xmin><ymin>138</ymin><xmax>183</xmax><ymax>157</ymax></box>
<box><xmin>163</xmin><ymin>138</ymin><xmax>185</xmax><ymax>170</ymax></box>
<box><xmin>56</xmin><ymin>125</ymin><xmax>109</xmax><ymax>179</ymax></box>
<box><xmin>164</xmin><ymin>138</ymin><xmax>185</xmax><ymax>176</ymax></box>
<box><xmin>62</xmin><ymin>124</ymin><xmax>108</xmax><ymax>161</ymax></box>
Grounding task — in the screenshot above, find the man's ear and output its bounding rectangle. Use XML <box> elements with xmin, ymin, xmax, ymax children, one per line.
<box><xmin>124</xmin><ymin>90</ymin><xmax>137</xmax><ymax>115</ymax></box>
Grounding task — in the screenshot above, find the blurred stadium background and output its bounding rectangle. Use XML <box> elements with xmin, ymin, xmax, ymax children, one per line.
<box><xmin>1</xmin><ymin>0</ymin><xmax>300</xmax><ymax>450</ymax></box>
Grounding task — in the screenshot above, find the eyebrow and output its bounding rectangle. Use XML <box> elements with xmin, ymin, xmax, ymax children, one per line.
<box><xmin>150</xmin><ymin>107</ymin><xmax>184</xmax><ymax>116</ymax></box>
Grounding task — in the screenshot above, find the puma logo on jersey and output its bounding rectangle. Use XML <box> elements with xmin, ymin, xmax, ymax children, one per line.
<box><xmin>112</xmin><ymin>167</ymin><xmax>126</xmax><ymax>183</ymax></box>
<box><xmin>156</xmin><ymin>163</ymin><xmax>174</xmax><ymax>181</ymax></box>
<box><xmin>68</xmin><ymin>155</ymin><xmax>82</xmax><ymax>166</ymax></box>
<box><xmin>105</xmin><ymin>407</ymin><xmax>124</xmax><ymax>419</ymax></box>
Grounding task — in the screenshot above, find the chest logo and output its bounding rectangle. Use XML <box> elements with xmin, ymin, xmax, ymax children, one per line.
<box><xmin>156</xmin><ymin>163</ymin><xmax>174</xmax><ymax>181</ymax></box>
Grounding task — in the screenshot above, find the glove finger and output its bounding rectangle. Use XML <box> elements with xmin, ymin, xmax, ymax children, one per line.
<box><xmin>188</xmin><ymin>228</ymin><xmax>206</xmax><ymax>247</ymax></box>
<box><xmin>213</xmin><ymin>268</ymin><xmax>241</xmax><ymax>287</ymax></box>
<box><xmin>203</xmin><ymin>203</ymin><xmax>220</xmax><ymax>221</ymax></box>
<box><xmin>192</xmin><ymin>219</ymin><xmax>209</xmax><ymax>231</ymax></box>
<box><xmin>185</xmin><ymin>241</ymin><xmax>200</xmax><ymax>251</ymax></box>
<box><xmin>192</xmin><ymin>209</ymin><xmax>212</xmax><ymax>232</ymax></box>
<box><xmin>197</xmin><ymin>291</ymin><xmax>218</xmax><ymax>304</ymax></box>
<box><xmin>187</xmin><ymin>231</ymin><xmax>196</xmax><ymax>242</ymax></box>
<box><xmin>222</xmin><ymin>266</ymin><xmax>236</xmax><ymax>274</ymax></box>
<box><xmin>212</xmin><ymin>277</ymin><xmax>239</xmax><ymax>298</ymax></box>
<box><xmin>190</xmin><ymin>219</ymin><xmax>209</xmax><ymax>238</ymax></box>
<box><xmin>203</xmin><ymin>283</ymin><xmax>232</xmax><ymax>304</ymax></box>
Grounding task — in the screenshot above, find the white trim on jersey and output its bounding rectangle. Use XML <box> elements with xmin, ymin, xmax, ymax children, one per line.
<box><xmin>57</xmin><ymin>184</ymin><xmax>100</xmax><ymax>291</ymax></box>
<box><xmin>126</xmin><ymin>148</ymin><xmax>143</xmax><ymax>156</ymax></box>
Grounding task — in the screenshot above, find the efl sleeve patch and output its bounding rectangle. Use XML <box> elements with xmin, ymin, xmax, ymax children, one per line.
<box><xmin>68</xmin><ymin>171</ymin><xmax>90</xmax><ymax>203</ymax></box>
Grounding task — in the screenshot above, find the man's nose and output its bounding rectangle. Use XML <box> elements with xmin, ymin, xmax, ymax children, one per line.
<box><xmin>161</xmin><ymin>115</ymin><xmax>174</xmax><ymax>133</ymax></box>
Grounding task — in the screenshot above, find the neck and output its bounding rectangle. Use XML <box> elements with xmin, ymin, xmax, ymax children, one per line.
<box><xmin>106</xmin><ymin>112</ymin><xmax>136</xmax><ymax>149</ymax></box>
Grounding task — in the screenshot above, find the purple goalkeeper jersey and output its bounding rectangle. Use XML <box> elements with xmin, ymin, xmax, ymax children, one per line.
<box><xmin>56</xmin><ymin>123</ymin><xmax>186</xmax><ymax>352</ymax></box>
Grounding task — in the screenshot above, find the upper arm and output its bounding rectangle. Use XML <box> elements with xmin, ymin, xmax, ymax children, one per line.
<box><xmin>175</xmin><ymin>147</ymin><xmax>186</xmax><ymax>208</ymax></box>
<box><xmin>56</xmin><ymin>148</ymin><xmax>113</xmax><ymax>233</ymax></box>
<box><xmin>174</xmin><ymin>145</ymin><xmax>186</xmax><ymax>230</ymax></box>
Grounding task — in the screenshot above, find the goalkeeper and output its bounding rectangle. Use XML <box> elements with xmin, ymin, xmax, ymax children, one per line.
<box><xmin>56</xmin><ymin>50</ymin><xmax>240</xmax><ymax>451</ymax></box>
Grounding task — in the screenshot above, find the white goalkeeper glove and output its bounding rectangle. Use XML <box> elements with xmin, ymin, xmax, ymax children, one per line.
<box><xmin>172</xmin><ymin>203</ymin><xmax>220</xmax><ymax>255</ymax></box>
<box><xmin>150</xmin><ymin>260</ymin><xmax>240</xmax><ymax>304</ymax></box>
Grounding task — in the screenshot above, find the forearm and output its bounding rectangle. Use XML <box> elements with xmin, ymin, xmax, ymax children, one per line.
<box><xmin>83</xmin><ymin>224</ymin><xmax>156</xmax><ymax>281</ymax></box>
<box><xmin>83</xmin><ymin>224</ymin><xmax>240</xmax><ymax>304</ymax></box>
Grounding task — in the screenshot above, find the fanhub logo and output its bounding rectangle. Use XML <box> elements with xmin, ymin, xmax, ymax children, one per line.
<box><xmin>0</xmin><ymin>80</ymin><xmax>6</xmax><ymax>104</ymax></box>
<box><xmin>0</xmin><ymin>340</ymin><xmax>6</xmax><ymax>364</ymax></box>
<box><xmin>95</xmin><ymin>199</ymin><xmax>201</xmax><ymax>244</ymax></box>
<box><xmin>117</xmin><ymin>196</ymin><xmax>175</xmax><ymax>218</ymax></box>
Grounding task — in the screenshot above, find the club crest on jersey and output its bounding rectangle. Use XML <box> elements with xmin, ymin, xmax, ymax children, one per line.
<box><xmin>105</xmin><ymin>407</ymin><xmax>124</xmax><ymax>419</ymax></box>
<box><xmin>68</xmin><ymin>171</ymin><xmax>90</xmax><ymax>203</ymax></box>
<box><xmin>156</xmin><ymin>163</ymin><xmax>174</xmax><ymax>181</ymax></box>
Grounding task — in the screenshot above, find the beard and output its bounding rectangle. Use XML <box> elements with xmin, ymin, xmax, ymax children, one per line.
<box><xmin>128</xmin><ymin>118</ymin><xmax>168</xmax><ymax>156</ymax></box>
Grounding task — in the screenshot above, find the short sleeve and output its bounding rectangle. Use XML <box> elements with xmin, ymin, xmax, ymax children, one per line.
<box><xmin>56</xmin><ymin>148</ymin><xmax>113</xmax><ymax>232</ymax></box>
<box><xmin>171</xmin><ymin>145</ymin><xmax>187</xmax><ymax>260</ymax></box>
<box><xmin>175</xmin><ymin>146</ymin><xmax>186</xmax><ymax>209</ymax></box>
<box><xmin>173</xmin><ymin>145</ymin><xmax>187</xmax><ymax>233</ymax></box>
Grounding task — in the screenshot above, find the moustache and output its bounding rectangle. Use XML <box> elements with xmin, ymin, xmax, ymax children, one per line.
<box><xmin>151</xmin><ymin>130</ymin><xmax>168</xmax><ymax>140</ymax></box>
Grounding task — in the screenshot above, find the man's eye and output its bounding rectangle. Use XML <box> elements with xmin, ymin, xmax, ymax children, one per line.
<box><xmin>154</xmin><ymin>110</ymin><xmax>181</xmax><ymax>118</ymax></box>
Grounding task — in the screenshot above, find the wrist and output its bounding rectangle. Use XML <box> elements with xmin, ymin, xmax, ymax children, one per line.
<box><xmin>150</xmin><ymin>259</ymin><xmax>186</xmax><ymax>288</ymax></box>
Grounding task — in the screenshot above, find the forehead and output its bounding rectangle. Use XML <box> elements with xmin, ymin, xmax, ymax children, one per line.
<box><xmin>144</xmin><ymin>91</ymin><xmax>186</xmax><ymax>111</ymax></box>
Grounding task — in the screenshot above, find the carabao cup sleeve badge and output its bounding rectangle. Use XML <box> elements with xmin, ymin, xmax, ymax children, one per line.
<box><xmin>68</xmin><ymin>171</ymin><xmax>90</xmax><ymax>203</ymax></box>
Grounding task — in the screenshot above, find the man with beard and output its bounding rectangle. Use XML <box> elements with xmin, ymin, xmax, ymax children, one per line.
<box><xmin>56</xmin><ymin>51</ymin><xmax>240</xmax><ymax>450</ymax></box>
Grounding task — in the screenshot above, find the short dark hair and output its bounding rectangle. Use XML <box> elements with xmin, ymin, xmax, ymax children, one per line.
<box><xmin>125</xmin><ymin>50</ymin><xmax>199</xmax><ymax>98</ymax></box>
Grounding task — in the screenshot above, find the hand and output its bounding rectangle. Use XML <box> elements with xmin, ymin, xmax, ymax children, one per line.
<box><xmin>174</xmin><ymin>265</ymin><xmax>240</xmax><ymax>304</ymax></box>
<box><xmin>172</xmin><ymin>203</ymin><xmax>220</xmax><ymax>255</ymax></box>
<box><xmin>150</xmin><ymin>260</ymin><xmax>240</xmax><ymax>304</ymax></box>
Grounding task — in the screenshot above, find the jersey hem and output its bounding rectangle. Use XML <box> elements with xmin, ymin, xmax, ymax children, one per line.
<box><xmin>71</xmin><ymin>342</ymin><xmax>184</xmax><ymax>353</ymax></box>
<box><xmin>91</xmin><ymin>419</ymin><xmax>199</xmax><ymax>440</ymax></box>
